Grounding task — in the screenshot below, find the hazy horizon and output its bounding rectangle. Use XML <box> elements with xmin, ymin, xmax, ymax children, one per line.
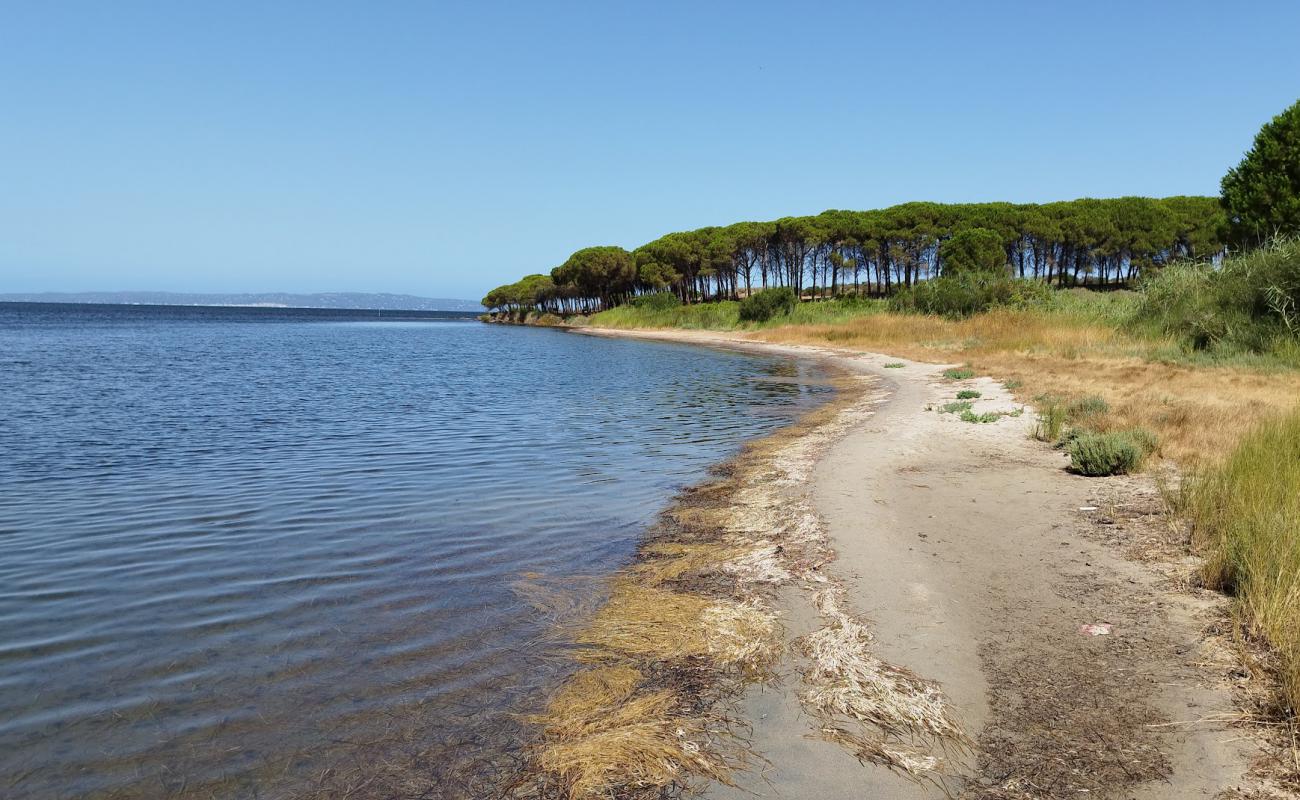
<box><xmin>4</xmin><ymin>1</ymin><xmax>1299</xmax><ymax>299</ymax></box>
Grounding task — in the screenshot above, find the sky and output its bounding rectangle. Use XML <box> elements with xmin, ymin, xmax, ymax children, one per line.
<box><xmin>2</xmin><ymin>1</ymin><xmax>1298</xmax><ymax>301</ymax></box>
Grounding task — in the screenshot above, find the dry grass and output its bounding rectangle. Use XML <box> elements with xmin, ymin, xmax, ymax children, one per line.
<box><xmin>529</xmin><ymin>666</ymin><xmax>737</xmax><ymax>799</ymax></box>
<box><xmin>574</xmin><ymin>581</ymin><xmax>781</xmax><ymax>675</ymax></box>
<box><xmin>751</xmin><ymin>308</ymin><xmax>1300</xmax><ymax>466</ymax></box>
<box><xmin>1183</xmin><ymin>408</ymin><xmax>1300</xmax><ymax>713</ymax></box>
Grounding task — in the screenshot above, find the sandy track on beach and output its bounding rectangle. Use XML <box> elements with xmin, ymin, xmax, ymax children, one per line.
<box><xmin>581</xmin><ymin>327</ymin><xmax>1254</xmax><ymax>800</ymax></box>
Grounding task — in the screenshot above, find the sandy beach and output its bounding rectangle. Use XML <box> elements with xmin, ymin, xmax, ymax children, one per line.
<box><xmin>580</xmin><ymin>326</ymin><xmax>1255</xmax><ymax>799</ymax></box>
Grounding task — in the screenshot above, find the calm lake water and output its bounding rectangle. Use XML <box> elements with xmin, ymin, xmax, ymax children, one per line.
<box><xmin>0</xmin><ymin>303</ymin><xmax>834</xmax><ymax>799</ymax></box>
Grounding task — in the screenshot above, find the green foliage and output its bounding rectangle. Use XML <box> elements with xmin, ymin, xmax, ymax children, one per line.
<box><xmin>1033</xmin><ymin>401</ymin><xmax>1067</xmax><ymax>442</ymax></box>
<box><xmin>940</xmin><ymin>401</ymin><xmax>974</xmax><ymax>414</ymax></box>
<box><xmin>1066</xmin><ymin>429</ymin><xmax>1157</xmax><ymax>476</ymax></box>
<box><xmin>494</xmin><ymin>197</ymin><xmax>1225</xmax><ymax>315</ymax></box>
<box><xmin>889</xmin><ymin>274</ymin><xmax>1055</xmax><ymax>318</ymax></box>
<box><xmin>631</xmin><ymin>292</ymin><xmax>681</xmax><ymax>311</ymax></box>
<box><xmin>553</xmin><ymin>246</ymin><xmax>637</xmax><ymax>306</ymax></box>
<box><xmin>942</xmin><ymin>367</ymin><xmax>975</xmax><ymax>380</ymax></box>
<box><xmin>590</xmin><ymin>301</ymin><xmax>741</xmax><ymax>330</ymax></box>
<box><xmin>1135</xmin><ymin>238</ymin><xmax>1300</xmax><ymax>354</ymax></box>
<box><xmin>956</xmin><ymin>389</ymin><xmax>981</xmax><ymax>399</ymax></box>
<box><xmin>883</xmin><ymin>362</ymin><xmax>905</xmax><ymax>368</ymax></box>
<box><xmin>1221</xmin><ymin>100</ymin><xmax>1300</xmax><ymax>247</ymax></box>
<box><xmin>738</xmin><ymin>287</ymin><xmax>797</xmax><ymax>323</ymax></box>
<box><xmin>960</xmin><ymin>410</ymin><xmax>1005</xmax><ymax>424</ymax></box>
<box><xmin>1183</xmin><ymin>408</ymin><xmax>1300</xmax><ymax>708</ymax></box>
<box><xmin>1067</xmin><ymin>394</ymin><xmax>1110</xmax><ymax>423</ymax></box>
<box><xmin>940</xmin><ymin>228</ymin><xmax>1007</xmax><ymax>275</ymax></box>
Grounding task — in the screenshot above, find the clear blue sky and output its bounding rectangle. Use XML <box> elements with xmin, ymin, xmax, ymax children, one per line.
<box><xmin>3</xmin><ymin>1</ymin><xmax>1298</xmax><ymax>300</ymax></box>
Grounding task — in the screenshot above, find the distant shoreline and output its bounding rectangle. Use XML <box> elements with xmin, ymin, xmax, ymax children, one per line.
<box><xmin>0</xmin><ymin>300</ymin><xmax>482</xmax><ymax>318</ymax></box>
<box><xmin>0</xmin><ymin>291</ymin><xmax>483</xmax><ymax>313</ymax></box>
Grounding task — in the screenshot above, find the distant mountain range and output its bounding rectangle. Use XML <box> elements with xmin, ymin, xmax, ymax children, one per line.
<box><xmin>0</xmin><ymin>291</ymin><xmax>484</xmax><ymax>312</ymax></box>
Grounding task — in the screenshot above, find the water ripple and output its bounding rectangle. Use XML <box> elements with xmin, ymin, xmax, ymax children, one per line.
<box><xmin>0</xmin><ymin>303</ymin><xmax>834</xmax><ymax>798</ymax></box>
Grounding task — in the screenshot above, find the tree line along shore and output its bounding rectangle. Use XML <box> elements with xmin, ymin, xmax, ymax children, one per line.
<box><xmin>487</xmin><ymin>99</ymin><xmax>1300</xmax><ymax>771</ymax></box>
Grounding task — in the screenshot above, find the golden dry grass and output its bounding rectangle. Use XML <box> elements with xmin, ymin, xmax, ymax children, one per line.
<box><xmin>529</xmin><ymin>665</ymin><xmax>736</xmax><ymax>798</ymax></box>
<box><xmin>751</xmin><ymin>308</ymin><xmax>1300</xmax><ymax>466</ymax></box>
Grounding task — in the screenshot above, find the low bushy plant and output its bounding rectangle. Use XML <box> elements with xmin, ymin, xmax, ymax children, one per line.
<box><xmin>940</xmin><ymin>400</ymin><xmax>974</xmax><ymax>414</ymax></box>
<box><xmin>960</xmin><ymin>410</ymin><xmax>1004</xmax><ymax>424</ymax></box>
<box><xmin>738</xmin><ymin>287</ymin><xmax>797</xmax><ymax>323</ymax></box>
<box><xmin>883</xmin><ymin>362</ymin><xmax>905</xmax><ymax>369</ymax></box>
<box><xmin>956</xmin><ymin>389</ymin><xmax>981</xmax><ymax>399</ymax></box>
<box><xmin>1066</xmin><ymin>429</ymin><xmax>1158</xmax><ymax>476</ymax></box>
<box><xmin>943</xmin><ymin>367</ymin><xmax>975</xmax><ymax>380</ymax></box>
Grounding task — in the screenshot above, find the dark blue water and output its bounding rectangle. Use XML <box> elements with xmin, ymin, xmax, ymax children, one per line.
<box><xmin>0</xmin><ymin>303</ymin><xmax>834</xmax><ymax>799</ymax></box>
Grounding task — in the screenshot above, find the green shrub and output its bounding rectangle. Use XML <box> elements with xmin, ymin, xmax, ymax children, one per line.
<box><xmin>940</xmin><ymin>401</ymin><xmax>974</xmax><ymax>414</ymax></box>
<box><xmin>631</xmin><ymin>291</ymin><xmax>681</xmax><ymax>311</ymax></box>
<box><xmin>889</xmin><ymin>274</ymin><xmax>1054</xmax><ymax>318</ymax></box>
<box><xmin>1066</xmin><ymin>429</ymin><xmax>1157</xmax><ymax>476</ymax></box>
<box><xmin>884</xmin><ymin>362</ymin><xmax>905</xmax><ymax>369</ymax></box>
<box><xmin>943</xmin><ymin>367</ymin><xmax>975</xmax><ymax>380</ymax></box>
<box><xmin>1135</xmin><ymin>238</ymin><xmax>1300</xmax><ymax>355</ymax></box>
<box><xmin>738</xmin><ymin>287</ymin><xmax>798</xmax><ymax>323</ymax></box>
<box><xmin>956</xmin><ymin>389</ymin><xmax>981</xmax><ymax>399</ymax></box>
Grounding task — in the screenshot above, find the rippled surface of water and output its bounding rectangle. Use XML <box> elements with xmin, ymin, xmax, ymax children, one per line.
<box><xmin>0</xmin><ymin>303</ymin><xmax>833</xmax><ymax>798</ymax></box>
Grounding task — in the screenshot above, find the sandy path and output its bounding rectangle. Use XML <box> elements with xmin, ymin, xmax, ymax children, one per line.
<box><xmin>580</xmin><ymin>327</ymin><xmax>1252</xmax><ymax>800</ymax></box>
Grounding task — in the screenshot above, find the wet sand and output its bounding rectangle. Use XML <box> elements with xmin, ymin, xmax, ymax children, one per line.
<box><xmin>581</xmin><ymin>327</ymin><xmax>1253</xmax><ymax>799</ymax></box>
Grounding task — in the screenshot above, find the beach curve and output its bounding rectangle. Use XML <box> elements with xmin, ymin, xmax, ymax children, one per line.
<box><xmin>577</xmin><ymin>326</ymin><xmax>1253</xmax><ymax>800</ymax></box>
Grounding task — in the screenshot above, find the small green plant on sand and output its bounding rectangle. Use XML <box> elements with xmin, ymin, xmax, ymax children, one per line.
<box><xmin>956</xmin><ymin>389</ymin><xmax>981</xmax><ymax>400</ymax></box>
<box><xmin>943</xmin><ymin>367</ymin><xmax>975</xmax><ymax>380</ymax></box>
<box><xmin>1004</xmin><ymin>379</ymin><xmax>1023</xmax><ymax>390</ymax></box>
<box><xmin>960</xmin><ymin>410</ymin><xmax>1005</xmax><ymax>424</ymax></box>
<box><xmin>884</xmin><ymin>362</ymin><xmax>905</xmax><ymax>368</ymax></box>
<box><xmin>1066</xmin><ymin>429</ymin><xmax>1158</xmax><ymax>476</ymax></box>
<box><xmin>940</xmin><ymin>401</ymin><xmax>974</xmax><ymax>414</ymax></box>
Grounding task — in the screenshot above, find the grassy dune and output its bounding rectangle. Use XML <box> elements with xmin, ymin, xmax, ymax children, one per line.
<box><xmin>588</xmin><ymin>246</ymin><xmax>1300</xmax><ymax>714</ymax></box>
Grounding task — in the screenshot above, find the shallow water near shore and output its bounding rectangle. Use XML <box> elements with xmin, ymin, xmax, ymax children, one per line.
<box><xmin>0</xmin><ymin>303</ymin><xmax>835</xmax><ymax>799</ymax></box>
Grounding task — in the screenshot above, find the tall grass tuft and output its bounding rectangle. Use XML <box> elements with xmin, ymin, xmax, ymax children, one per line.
<box><xmin>1184</xmin><ymin>408</ymin><xmax>1300</xmax><ymax>712</ymax></box>
<box><xmin>1034</xmin><ymin>401</ymin><xmax>1067</xmax><ymax>442</ymax></box>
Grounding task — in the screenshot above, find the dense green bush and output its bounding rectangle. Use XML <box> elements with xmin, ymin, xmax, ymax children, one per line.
<box><xmin>630</xmin><ymin>291</ymin><xmax>681</xmax><ymax>311</ymax></box>
<box><xmin>1136</xmin><ymin>238</ymin><xmax>1300</xmax><ymax>353</ymax></box>
<box><xmin>889</xmin><ymin>274</ymin><xmax>1054</xmax><ymax>318</ymax></box>
<box><xmin>738</xmin><ymin>287</ymin><xmax>797</xmax><ymax>322</ymax></box>
<box><xmin>1066</xmin><ymin>429</ymin><xmax>1157</xmax><ymax>476</ymax></box>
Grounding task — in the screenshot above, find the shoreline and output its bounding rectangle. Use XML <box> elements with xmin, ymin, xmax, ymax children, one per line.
<box><xmin>556</xmin><ymin>326</ymin><xmax>1262</xmax><ymax>799</ymax></box>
